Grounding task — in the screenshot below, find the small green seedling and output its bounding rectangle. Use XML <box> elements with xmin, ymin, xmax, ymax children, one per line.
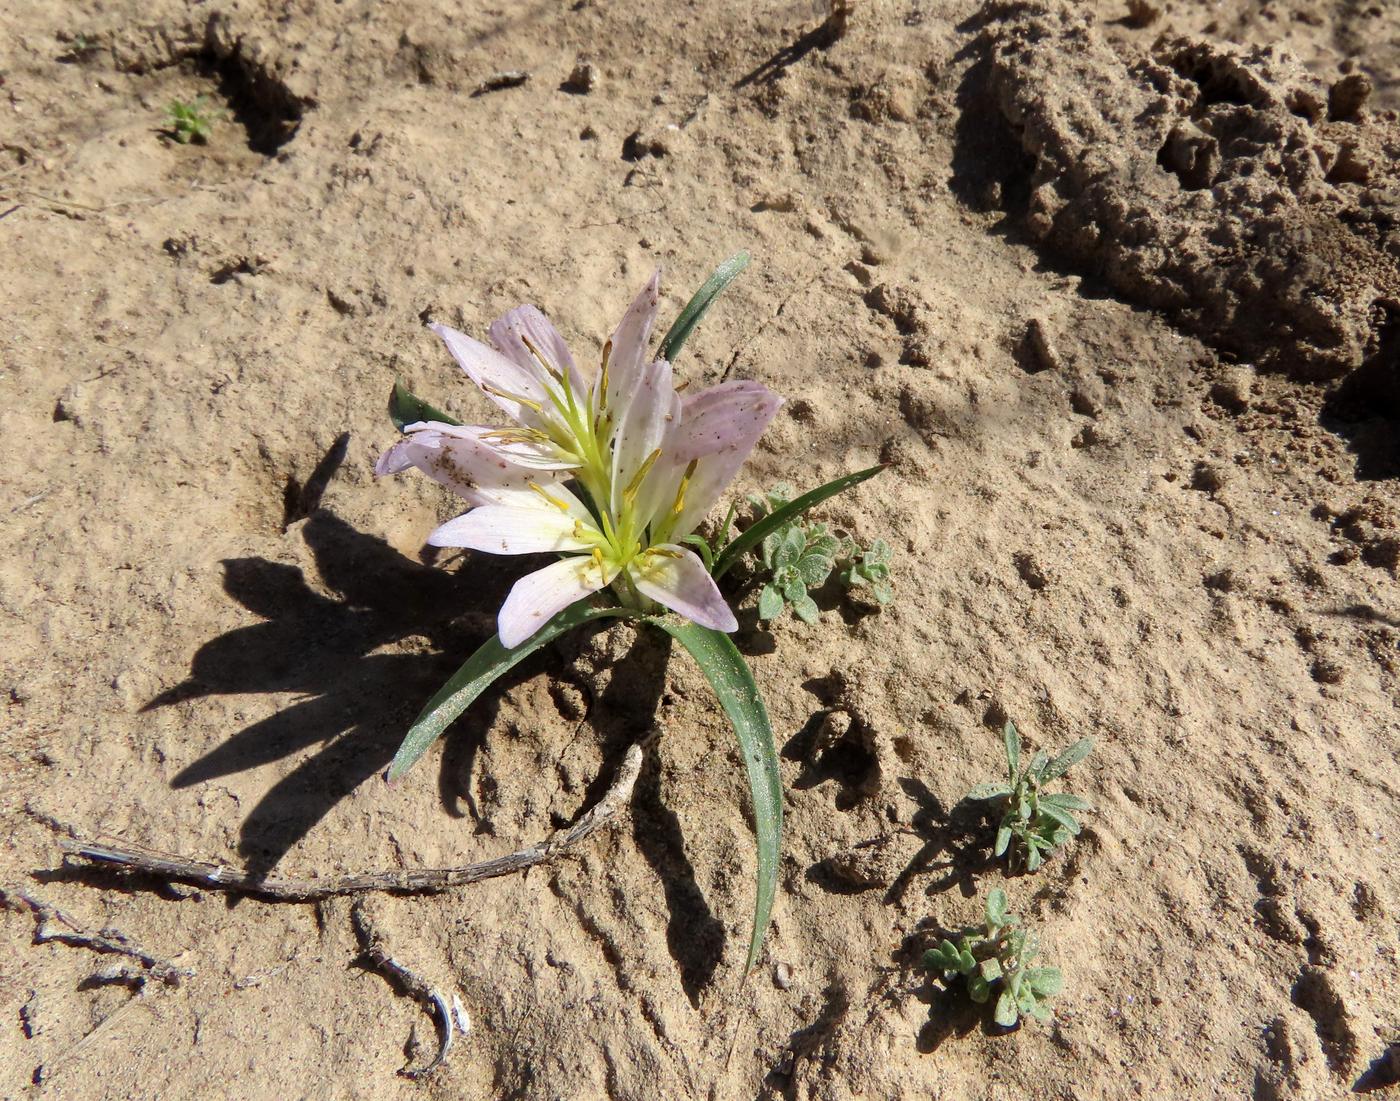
<box><xmin>838</xmin><ymin>536</ymin><xmax>893</xmax><ymax>605</ymax></box>
<box><xmin>923</xmin><ymin>887</ymin><xmax>1062</xmax><ymax>1026</ymax></box>
<box><xmin>968</xmin><ymin>722</ymin><xmax>1093</xmax><ymax>872</ymax></box>
<box><xmin>165</xmin><ymin>97</ymin><xmax>219</xmax><ymax>144</ymax></box>
<box><xmin>747</xmin><ymin>486</ymin><xmax>894</xmax><ymax>623</ymax></box>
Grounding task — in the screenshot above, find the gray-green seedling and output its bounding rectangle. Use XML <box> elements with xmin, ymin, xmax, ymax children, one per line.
<box><xmin>968</xmin><ymin>722</ymin><xmax>1093</xmax><ymax>872</ymax></box>
<box><xmin>747</xmin><ymin>487</ymin><xmax>894</xmax><ymax>622</ymax></box>
<box><xmin>838</xmin><ymin>536</ymin><xmax>893</xmax><ymax>605</ymax></box>
<box><xmin>165</xmin><ymin>97</ymin><xmax>219</xmax><ymax>144</ymax></box>
<box><xmin>924</xmin><ymin>887</ymin><xmax>1062</xmax><ymax>1026</ymax></box>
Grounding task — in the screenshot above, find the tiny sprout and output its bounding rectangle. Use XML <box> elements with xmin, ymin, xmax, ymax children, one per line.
<box><xmin>747</xmin><ymin>486</ymin><xmax>894</xmax><ymax>623</ymax></box>
<box><xmin>968</xmin><ymin>722</ymin><xmax>1093</xmax><ymax>872</ymax></box>
<box><xmin>838</xmin><ymin>536</ymin><xmax>893</xmax><ymax>605</ymax></box>
<box><xmin>165</xmin><ymin>97</ymin><xmax>219</xmax><ymax>144</ymax></box>
<box><xmin>923</xmin><ymin>888</ymin><xmax>1062</xmax><ymax>1027</ymax></box>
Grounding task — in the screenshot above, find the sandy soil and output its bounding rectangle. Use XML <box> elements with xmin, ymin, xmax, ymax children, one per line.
<box><xmin>2</xmin><ymin>0</ymin><xmax>1398</xmax><ymax>1098</ymax></box>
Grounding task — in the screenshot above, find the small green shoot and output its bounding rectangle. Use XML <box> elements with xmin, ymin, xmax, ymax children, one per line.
<box><xmin>923</xmin><ymin>888</ymin><xmax>1062</xmax><ymax>1027</ymax></box>
<box><xmin>748</xmin><ymin>486</ymin><xmax>840</xmax><ymax>623</ymax></box>
<box><xmin>744</xmin><ymin>486</ymin><xmax>894</xmax><ymax>622</ymax></box>
<box><xmin>968</xmin><ymin>723</ymin><xmax>1093</xmax><ymax>872</ymax></box>
<box><xmin>838</xmin><ymin>536</ymin><xmax>894</xmax><ymax>605</ymax></box>
<box><xmin>165</xmin><ymin>97</ymin><xmax>220</xmax><ymax>144</ymax></box>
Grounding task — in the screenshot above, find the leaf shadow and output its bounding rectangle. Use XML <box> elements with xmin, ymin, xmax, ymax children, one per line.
<box><xmin>146</xmin><ymin>508</ymin><xmax>527</xmax><ymax>880</ymax></box>
<box><xmin>882</xmin><ymin>778</ymin><xmax>999</xmax><ymax>904</ymax></box>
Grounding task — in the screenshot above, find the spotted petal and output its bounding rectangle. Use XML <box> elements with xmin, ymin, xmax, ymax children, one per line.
<box><xmin>489</xmin><ymin>305</ymin><xmax>592</xmax><ymax>397</ymax></box>
<box><xmin>609</xmin><ymin>357</ymin><xmax>679</xmax><ymax>504</ymax></box>
<box><xmin>375</xmin><ymin>422</ymin><xmax>572</xmax><ymax>505</ymax></box>
<box><xmin>629</xmin><ymin>545</ymin><xmax>738</xmax><ymax>633</ymax></box>
<box><xmin>498</xmin><ymin>555</ymin><xmax>618</xmax><ymax>648</ymax></box>
<box><xmin>429</xmin><ymin>322</ymin><xmax>553</xmax><ymax>424</ymax></box>
<box><xmin>602</xmin><ymin>270</ymin><xmax>661</xmax><ymax>419</ymax></box>
<box><xmin>427</xmin><ymin>497</ymin><xmax>596</xmax><ymax>554</ymax></box>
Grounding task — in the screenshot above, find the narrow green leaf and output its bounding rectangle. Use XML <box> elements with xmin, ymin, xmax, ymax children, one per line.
<box><xmin>1003</xmin><ymin>721</ymin><xmax>1020</xmax><ymax>778</ymax></box>
<box><xmin>388</xmin><ymin>380</ymin><xmax>460</xmax><ymax>432</ymax></box>
<box><xmin>994</xmin><ymin>824</ymin><xmax>1012</xmax><ymax>858</ymax></box>
<box><xmin>1039</xmin><ymin>792</ymin><xmax>1093</xmax><ymax>812</ymax></box>
<box><xmin>644</xmin><ymin>617</ymin><xmax>781</xmax><ymax>973</ymax></box>
<box><xmin>712</xmin><ymin>465</ymin><xmax>886</xmax><ymax>580</ymax></box>
<box><xmin>1038</xmin><ymin>803</ymin><xmax>1081</xmax><ymax>836</ymax></box>
<box><xmin>386</xmin><ymin>601</ymin><xmax>631</xmax><ymax>781</ymax></box>
<box><xmin>1041</xmin><ymin>737</ymin><xmax>1094</xmax><ymax>783</ymax></box>
<box><xmin>657</xmin><ymin>251</ymin><xmax>750</xmax><ymax>363</ymax></box>
<box><xmin>680</xmin><ymin>534</ymin><xmax>715</xmax><ymax>571</ymax></box>
<box><xmin>966</xmin><ymin>783</ymin><xmax>1012</xmax><ymax>801</ymax></box>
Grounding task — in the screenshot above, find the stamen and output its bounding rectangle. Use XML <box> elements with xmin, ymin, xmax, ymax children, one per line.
<box><xmin>672</xmin><ymin>458</ymin><xmax>700</xmax><ymax>516</ymax></box>
<box><xmin>623</xmin><ymin>448</ymin><xmax>663</xmax><ymax>501</ymax></box>
<box><xmin>528</xmin><ymin>481</ymin><xmax>571</xmax><ymax>512</ymax></box>
<box><xmin>519</xmin><ymin>334</ymin><xmax>561</xmax><ymax>381</ymax></box>
<box><xmin>590</xmin><ymin>546</ymin><xmax>606</xmax><ymax>580</ymax></box>
<box><xmin>480</xmin><ymin>382</ymin><xmax>543</xmax><ymax>413</ymax></box>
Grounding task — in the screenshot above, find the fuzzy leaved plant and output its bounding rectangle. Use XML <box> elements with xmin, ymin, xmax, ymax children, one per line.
<box><xmin>924</xmin><ymin>888</ymin><xmax>1062</xmax><ymax>1027</ymax></box>
<box><xmin>968</xmin><ymin>722</ymin><xmax>1093</xmax><ymax>872</ymax></box>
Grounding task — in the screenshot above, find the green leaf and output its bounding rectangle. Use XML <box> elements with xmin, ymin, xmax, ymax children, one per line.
<box><xmin>1037</xmin><ymin>804</ymin><xmax>1082</xmax><ymax>836</ymax></box>
<box><xmin>1041</xmin><ymin>738</ymin><xmax>1094</xmax><ymax>783</ymax></box>
<box><xmin>994</xmin><ymin>824</ymin><xmax>1012</xmax><ymax>858</ymax></box>
<box><xmin>966</xmin><ymin>783</ymin><xmax>1012</xmax><ymax>801</ymax></box>
<box><xmin>386</xmin><ymin>601</ymin><xmax>631</xmax><ymax>781</ymax></box>
<box><xmin>645</xmin><ymin>617</ymin><xmax>781</xmax><ymax>973</ymax></box>
<box><xmin>796</xmin><ymin>551</ymin><xmax>835</xmax><ymax>587</ymax></box>
<box><xmin>791</xmin><ymin>593</ymin><xmax>820</xmax><ymax>624</ymax></box>
<box><xmin>774</xmin><ymin>527</ymin><xmax>804</xmax><ymax>569</ymax></box>
<box><xmin>985</xmin><ymin>888</ymin><xmax>1008</xmax><ymax>927</ymax></box>
<box><xmin>712</xmin><ymin>465</ymin><xmax>886</xmax><ymax>580</ymax></box>
<box><xmin>977</xmin><ymin>956</ymin><xmax>1003</xmax><ymax>982</ymax></box>
<box><xmin>924</xmin><ymin>941</ymin><xmax>961</xmax><ymax>973</ymax></box>
<box><xmin>781</xmin><ymin>575</ymin><xmax>807</xmax><ymax>604</ymax></box>
<box><xmin>1039</xmin><ymin>792</ymin><xmax>1093</xmax><ymax>812</ymax></box>
<box><xmin>680</xmin><ymin>534</ymin><xmax>715</xmax><ymax>571</ymax></box>
<box><xmin>1028</xmin><ymin>749</ymin><xmax>1050</xmax><ymax>780</ymax></box>
<box><xmin>967</xmin><ymin>973</ymin><xmax>990</xmax><ymax>1002</ymax></box>
<box><xmin>388</xmin><ymin>380</ymin><xmax>460</xmax><ymax>433</ymax></box>
<box><xmin>1003</xmin><ymin>721</ymin><xmax>1020</xmax><ymax>779</ymax></box>
<box><xmin>871</xmin><ymin>580</ymin><xmax>894</xmax><ymax>605</ymax></box>
<box><xmin>757</xmin><ymin>583</ymin><xmax>784</xmax><ymax>621</ymax></box>
<box><xmin>1026</xmin><ymin>967</ymin><xmax>1062</xmax><ymax>997</ymax></box>
<box><xmin>656</xmin><ymin>251</ymin><xmax>750</xmax><ymax>363</ymax></box>
<box><xmin>993</xmin><ymin>989</ymin><xmax>1019</xmax><ymax>1027</ymax></box>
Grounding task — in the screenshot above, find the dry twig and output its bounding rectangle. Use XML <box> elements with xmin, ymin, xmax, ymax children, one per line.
<box><xmin>56</xmin><ymin>742</ymin><xmax>645</xmax><ymax>901</ymax></box>
<box><xmin>1</xmin><ymin>887</ymin><xmax>193</xmax><ymax>985</ymax></box>
<box><xmin>352</xmin><ymin>900</ymin><xmax>462</xmax><ymax>1079</ymax></box>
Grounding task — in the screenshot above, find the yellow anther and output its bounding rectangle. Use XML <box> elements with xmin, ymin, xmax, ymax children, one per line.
<box><xmin>590</xmin><ymin>546</ymin><xmax>606</xmax><ymax>579</ymax></box>
<box><xmin>622</xmin><ymin>448</ymin><xmax>663</xmax><ymax>502</ymax></box>
<box><xmin>528</xmin><ymin>481</ymin><xmax>571</xmax><ymax>512</ymax></box>
<box><xmin>480</xmin><ymin>382</ymin><xmax>543</xmax><ymax>413</ymax></box>
<box><xmin>672</xmin><ymin>458</ymin><xmax>700</xmax><ymax>516</ymax></box>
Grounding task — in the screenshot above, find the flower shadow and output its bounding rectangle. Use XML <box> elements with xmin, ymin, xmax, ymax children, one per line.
<box><xmin>146</xmin><ymin>509</ymin><xmax>523</xmax><ymax>880</ymax></box>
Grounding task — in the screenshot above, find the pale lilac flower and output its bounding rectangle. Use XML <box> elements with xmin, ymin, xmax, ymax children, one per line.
<box><xmin>378</xmin><ymin>272</ymin><xmax>782</xmax><ymax>647</ymax></box>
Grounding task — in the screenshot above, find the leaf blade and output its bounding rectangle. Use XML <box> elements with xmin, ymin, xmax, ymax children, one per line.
<box><xmin>388</xmin><ymin>380</ymin><xmax>460</xmax><ymax>432</ymax></box>
<box><xmin>712</xmin><ymin>465</ymin><xmax>886</xmax><ymax>580</ymax></box>
<box><xmin>386</xmin><ymin>601</ymin><xmax>630</xmax><ymax>781</ymax></box>
<box><xmin>646</xmin><ymin>616</ymin><xmax>781</xmax><ymax>973</ymax></box>
<box><xmin>657</xmin><ymin>251</ymin><xmax>751</xmax><ymax>363</ymax></box>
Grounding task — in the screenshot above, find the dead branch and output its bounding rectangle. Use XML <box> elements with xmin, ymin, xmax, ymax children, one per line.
<box><xmin>1</xmin><ymin>887</ymin><xmax>193</xmax><ymax>985</ymax></box>
<box><xmin>56</xmin><ymin>742</ymin><xmax>644</xmax><ymax>901</ymax></box>
<box><xmin>352</xmin><ymin>900</ymin><xmax>464</xmax><ymax>1079</ymax></box>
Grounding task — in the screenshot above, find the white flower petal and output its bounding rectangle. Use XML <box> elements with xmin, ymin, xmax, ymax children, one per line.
<box><xmin>489</xmin><ymin>305</ymin><xmax>593</xmax><ymax>396</ymax></box>
<box><xmin>498</xmin><ymin>556</ymin><xmax>617</xmax><ymax>648</ymax></box>
<box><xmin>609</xmin><ymin>358</ymin><xmax>679</xmax><ymax>503</ymax></box>
<box><xmin>376</xmin><ymin>422</ymin><xmax>528</xmax><ymax>500</ymax></box>
<box><xmin>629</xmin><ymin>545</ymin><xmax>738</xmax><ymax>633</ymax></box>
<box><xmin>670</xmin><ymin>381</ymin><xmax>783</xmax><ymax>537</ymax></box>
<box><xmin>429</xmin><ymin>322</ymin><xmax>551</xmax><ymax>423</ymax></box>
<box><xmin>603</xmin><ymin>270</ymin><xmax>661</xmax><ymax>419</ymax></box>
<box><xmin>427</xmin><ymin>505</ymin><xmax>596</xmax><ymax>554</ymax></box>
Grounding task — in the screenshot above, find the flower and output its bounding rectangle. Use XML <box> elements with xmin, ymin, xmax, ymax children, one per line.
<box><xmin>377</xmin><ymin>272</ymin><xmax>782</xmax><ymax>647</ymax></box>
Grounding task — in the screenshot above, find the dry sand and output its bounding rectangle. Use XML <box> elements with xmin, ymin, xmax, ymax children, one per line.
<box><xmin>2</xmin><ymin>0</ymin><xmax>1398</xmax><ymax>1097</ymax></box>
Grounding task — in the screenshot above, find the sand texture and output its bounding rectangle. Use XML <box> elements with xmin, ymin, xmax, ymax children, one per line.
<box><xmin>2</xmin><ymin>0</ymin><xmax>1398</xmax><ymax>1097</ymax></box>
